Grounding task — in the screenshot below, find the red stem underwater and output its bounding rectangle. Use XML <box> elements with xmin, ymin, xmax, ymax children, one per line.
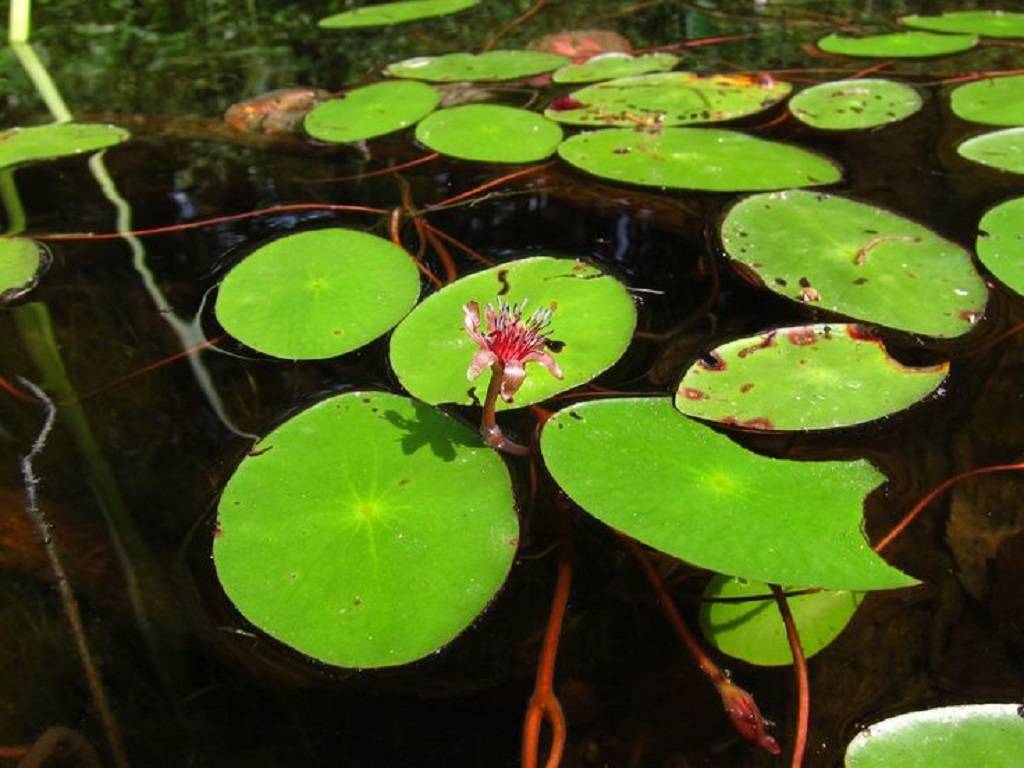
<box><xmin>771</xmin><ymin>584</ymin><xmax>809</xmax><ymax>768</ymax></box>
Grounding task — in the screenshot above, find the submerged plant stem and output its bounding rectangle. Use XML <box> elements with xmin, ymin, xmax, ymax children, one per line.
<box><xmin>481</xmin><ymin>0</ymin><xmax>549</xmax><ymax>53</ymax></box>
<box><xmin>480</xmin><ymin>364</ymin><xmax>529</xmax><ymax>455</ymax></box>
<box><xmin>771</xmin><ymin>584</ymin><xmax>809</xmax><ymax>768</ymax></box>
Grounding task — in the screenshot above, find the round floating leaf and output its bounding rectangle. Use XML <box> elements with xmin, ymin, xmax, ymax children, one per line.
<box><xmin>552</xmin><ymin>52</ymin><xmax>679</xmax><ymax>84</ymax></box>
<box><xmin>789</xmin><ymin>79</ymin><xmax>922</xmax><ymax>131</ymax></box>
<box><xmin>545</xmin><ymin>72</ymin><xmax>791</xmax><ymax>127</ymax></box>
<box><xmin>214</xmin><ymin>391</ymin><xmax>517</xmax><ymax>668</ymax></box>
<box><xmin>675</xmin><ymin>324</ymin><xmax>948</xmax><ymax>431</ymax></box>
<box><xmin>390</xmin><ymin>257</ymin><xmax>635</xmax><ymax>409</ymax></box>
<box><xmin>558</xmin><ymin>127</ymin><xmax>841</xmax><ymax>192</ymax></box>
<box><xmin>951</xmin><ymin>76</ymin><xmax>1024</xmax><ymax>126</ymax></box>
<box><xmin>699</xmin><ymin>575</ymin><xmax>863</xmax><ymax>666</ymax></box>
<box><xmin>0</xmin><ymin>123</ymin><xmax>129</xmax><ymax>169</ymax></box>
<box><xmin>541</xmin><ymin>397</ymin><xmax>917</xmax><ymax>591</ymax></box>
<box><xmin>958</xmin><ymin>127</ymin><xmax>1024</xmax><ymax>173</ymax></box>
<box><xmin>846</xmin><ymin>704</ymin><xmax>1024</xmax><ymax>768</ymax></box>
<box><xmin>901</xmin><ymin>10</ymin><xmax>1024</xmax><ymax>39</ymax></box>
<box><xmin>385</xmin><ymin>50</ymin><xmax>568</xmax><ymax>82</ymax></box>
<box><xmin>721</xmin><ymin>190</ymin><xmax>988</xmax><ymax>338</ymax></box>
<box><xmin>318</xmin><ymin>0</ymin><xmax>479</xmax><ymax>28</ymax></box>
<box><xmin>817</xmin><ymin>31</ymin><xmax>978</xmax><ymax>58</ymax></box>
<box><xmin>0</xmin><ymin>237</ymin><xmax>49</xmax><ymax>302</ymax></box>
<box><xmin>977</xmin><ymin>196</ymin><xmax>1024</xmax><ymax>297</ymax></box>
<box><xmin>304</xmin><ymin>81</ymin><xmax>439</xmax><ymax>143</ymax></box>
<box><xmin>415</xmin><ymin>105</ymin><xmax>562</xmax><ymax>163</ymax></box>
<box><xmin>215</xmin><ymin>228</ymin><xmax>420</xmax><ymax>360</ymax></box>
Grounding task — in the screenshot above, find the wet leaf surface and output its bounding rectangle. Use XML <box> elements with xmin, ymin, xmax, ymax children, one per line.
<box><xmin>415</xmin><ymin>104</ymin><xmax>562</xmax><ymax>163</ymax></box>
<box><xmin>958</xmin><ymin>126</ymin><xmax>1024</xmax><ymax>173</ymax></box>
<box><xmin>304</xmin><ymin>81</ymin><xmax>439</xmax><ymax>143</ymax></box>
<box><xmin>900</xmin><ymin>10</ymin><xmax>1024</xmax><ymax>38</ymax></box>
<box><xmin>977</xmin><ymin>195</ymin><xmax>1024</xmax><ymax>297</ymax></box>
<box><xmin>789</xmin><ymin>79</ymin><xmax>922</xmax><ymax>131</ymax></box>
<box><xmin>318</xmin><ymin>0</ymin><xmax>480</xmax><ymax>29</ymax></box>
<box><xmin>0</xmin><ymin>122</ymin><xmax>129</xmax><ymax>168</ymax></box>
<box><xmin>385</xmin><ymin>50</ymin><xmax>568</xmax><ymax>82</ymax></box>
<box><xmin>0</xmin><ymin>237</ymin><xmax>48</xmax><ymax>302</ymax></box>
<box><xmin>817</xmin><ymin>31</ymin><xmax>978</xmax><ymax>58</ymax></box>
<box><xmin>951</xmin><ymin>75</ymin><xmax>1024</xmax><ymax>126</ymax></box>
<box><xmin>552</xmin><ymin>52</ymin><xmax>678</xmax><ymax>84</ymax></box>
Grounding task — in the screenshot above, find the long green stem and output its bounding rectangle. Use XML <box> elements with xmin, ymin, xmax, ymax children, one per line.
<box><xmin>8</xmin><ymin>0</ymin><xmax>31</xmax><ymax>44</ymax></box>
<box><xmin>0</xmin><ymin>167</ymin><xmax>26</xmax><ymax>235</ymax></box>
<box><xmin>10</xmin><ymin>42</ymin><xmax>72</xmax><ymax>123</ymax></box>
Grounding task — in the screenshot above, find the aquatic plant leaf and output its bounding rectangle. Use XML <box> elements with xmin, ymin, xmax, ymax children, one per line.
<box><xmin>817</xmin><ymin>31</ymin><xmax>978</xmax><ymax>58</ymax></box>
<box><xmin>0</xmin><ymin>237</ymin><xmax>49</xmax><ymax>302</ymax></box>
<box><xmin>901</xmin><ymin>10</ymin><xmax>1024</xmax><ymax>39</ymax></box>
<box><xmin>545</xmin><ymin>72</ymin><xmax>791</xmax><ymax>127</ymax></box>
<box><xmin>415</xmin><ymin>105</ymin><xmax>562</xmax><ymax>163</ymax></box>
<box><xmin>215</xmin><ymin>228</ymin><xmax>420</xmax><ymax>360</ymax></box>
<box><xmin>214</xmin><ymin>391</ymin><xmax>517</xmax><ymax>668</ymax></box>
<box><xmin>845</xmin><ymin>704</ymin><xmax>1024</xmax><ymax>768</ymax></box>
<box><xmin>699</xmin><ymin>575</ymin><xmax>863</xmax><ymax>666</ymax></box>
<box><xmin>958</xmin><ymin>127</ymin><xmax>1024</xmax><ymax>173</ymax></box>
<box><xmin>950</xmin><ymin>75</ymin><xmax>1024</xmax><ymax>126</ymax></box>
<box><xmin>977</xmin><ymin>196</ymin><xmax>1024</xmax><ymax>297</ymax></box>
<box><xmin>386</xmin><ymin>50</ymin><xmax>568</xmax><ymax>82</ymax></box>
<box><xmin>0</xmin><ymin>123</ymin><xmax>129</xmax><ymax>168</ymax></box>
<box><xmin>390</xmin><ymin>256</ymin><xmax>635</xmax><ymax>409</ymax></box>
<box><xmin>675</xmin><ymin>324</ymin><xmax>947</xmax><ymax>431</ymax></box>
<box><xmin>318</xmin><ymin>0</ymin><xmax>480</xmax><ymax>29</ymax></box>
<box><xmin>721</xmin><ymin>190</ymin><xmax>988</xmax><ymax>338</ymax></box>
<box><xmin>540</xmin><ymin>398</ymin><xmax>916</xmax><ymax>590</ymax></box>
<box><xmin>789</xmin><ymin>79</ymin><xmax>922</xmax><ymax>131</ymax></box>
<box><xmin>558</xmin><ymin>128</ymin><xmax>841</xmax><ymax>192</ymax></box>
<box><xmin>304</xmin><ymin>81</ymin><xmax>439</xmax><ymax>143</ymax></box>
<box><xmin>552</xmin><ymin>52</ymin><xmax>679</xmax><ymax>84</ymax></box>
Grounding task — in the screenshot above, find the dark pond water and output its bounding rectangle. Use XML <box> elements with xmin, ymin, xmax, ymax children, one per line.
<box><xmin>1</xmin><ymin>1</ymin><xmax>1024</xmax><ymax>766</ymax></box>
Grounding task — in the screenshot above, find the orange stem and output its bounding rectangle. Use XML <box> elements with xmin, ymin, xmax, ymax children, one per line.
<box><xmin>0</xmin><ymin>376</ymin><xmax>34</xmax><ymax>401</ymax></box>
<box><xmin>0</xmin><ymin>748</ymin><xmax>28</xmax><ymax>760</ymax></box>
<box><xmin>771</xmin><ymin>584</ymin><xmax>809</xmax><ymax>768</ymax></box>
<box><xmin>429</xmin><ymin>163</ymin><xmax>553</xmax><ymax>210</ymax></box>
<box><xmin>391</xmin><ymin>208</ymin><xmax>442</xmax><ymax>288</ymax></box>
<box><xmin>850</xmin><ymin>58</ymin><xmax>894</xmax><ymax>78</ymax></box>
<box><xmin>421</xmin><ymin>222</ymin><xmax>458</xmax><ymax>284</ymax></box>
<box><xmin>421</xmin><ymin>222</ymin><xmax>492</xmax><ymax>265</ymax></box>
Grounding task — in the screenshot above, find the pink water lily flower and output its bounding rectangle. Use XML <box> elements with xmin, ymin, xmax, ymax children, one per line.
<box><xmin>463</xmin><ymin>298</ymin><xmax>563</xmax><ymax>402</ymax></box>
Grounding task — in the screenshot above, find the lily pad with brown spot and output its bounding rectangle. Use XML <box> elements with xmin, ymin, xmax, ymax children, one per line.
<box><xmin>789</xmin><ymin>79</ymin><xmax>922</xmax><ymax>131</ymax></box>
<box><xmin>675</xmin><ymin>324</ymin><xmax>948</xmax><ymax>431</ymax></box>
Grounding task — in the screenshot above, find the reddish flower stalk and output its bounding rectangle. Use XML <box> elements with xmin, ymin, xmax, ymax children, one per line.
<box><xmin>464</xmin><ymin>299</ymin><xmax>563</xmax><ymax>455</ymax></box>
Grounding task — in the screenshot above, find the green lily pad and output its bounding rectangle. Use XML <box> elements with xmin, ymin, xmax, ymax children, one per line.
<box><xmin>214</xmin><ymin>391</ymin><xmax>517</xmax><ymax>668</ymax></box>
<box><xmin>319</xmin><ymin>0</ymin><xmax>480</xmax><ymax>29</ymax></box>
<box><xmin>789</xmin><ymin>79</ymin><xmax>922</xmax><ymax>131</ymax></box>
<box><xmin>304</xmin><ymin>81</ymin><xmax>439</xmax><ymax>143</ymax></box>
<box><xmin>414</xmin><ymin>105</ymin><xmax>563</xmax><ymax>163</ymax></box>
<box><xmin>817</xmin><ymin>31</ymin><xmax>978</xmax><ymax>58</ymax></box>
<box><xmin>901</xmin><ymin>10</ymin><xmax>1024</xmax><ymax>39</ymax></box>
<box><xmin>675</xmin><ymin>324</ymin><xmax>948</xmax><ymax>431</ymax></box>
<box><xmin>545</xmin><ymin>72</ymin><xmax>792</xmax><ymax>127</ymax></box>
<box><xmin>721</xmin><ymin>190</ymin><xmax>988</xmax><ymax>338</ymax></box>
<box><xmin>552</xmin><ymin>52</ymin><xmax>680</xmax><ymax>84</ymax></box>
<box><xmin>699</xmin><ymin>575</ymin><xmax>863</xmax><ymax>666</ymax></box>
<box><xmin>389</xmin><ymin>257</ymin><xmax>635</xmax><ymax>409</ymax></box>
<box><xmin>0</xmin><ymin>237</ymin><xmax>49</xmax><ymax>302</ymax></box>
<box><xmin>215</xmin><ymin>228</ymin><xmax>420</xmax><ymax>360</ymax></box>
<box><xmin>540</xmin><ymin>397</ymin><xmax>917</xmax><ymax>591</ymax></box>
<box><xmin>977</xmin><ymin>196</ymin><xmax>1024</xmax><ymax>297</ymax></box>
<box><xmin>385</xmin><ymin>50</ymin><xmax>568</xmax><ymax>82</ymax></box>
<box><xmin>558</xmin><ymin>128</ymin><xmax>841</xmax><ymax>192</ymax></box>
<box><xmin>958</xmin><ymin>127</ymin><xmax>1024</xmax><ymax>173</ymax></box>
<box><xmin>951</xmin><ymin>76</ymin><xmax>1024</xmax><ymax>126</ymax></box>
<box><xmin>0</xmin><ymin>123</ymin><xmax>129</xmax><ymax>169</ymax></box>
<box><xmin>846</xmin><ymin>704</ymin><xmax>1024</xmax><ymax>768</ymax></box>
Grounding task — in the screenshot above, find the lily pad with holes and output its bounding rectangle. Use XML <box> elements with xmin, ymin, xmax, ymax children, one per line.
<box><xmin>0</xmin><ymin>123</ymin><xmax>129</xmax><ymax>169</ymax></box>
<box><xmin>318</xmin><ymin>0</ymin><xmax>480</xmax><ymax>28</ymax></box>
<box><xmin>558</xmin><ymin>128</ymin><xmax>841</xmax><ymax>192</ymax></box>
<box><xmin>552</xmin><ymin>52</ymin><xmax>679</xmax><ymax>84</ymax></box>
<box><xmin>385</xmin><ymin>50</ymin><xmax>568</xmax><ymax>82</ymax></box>
<box><xmin>675</xmin><ymin>324</ymin><xmax>948</xmax><ymax>431</ymax></box>
<box><xmin>415</xmin><ymin>105</ymin><xmax>562</xmax><ymax>163</ymax></box>
<box><xmin>817</xmin><ymin>31</ymin><xmax>978</xmax><ymax>58</ymax></box>
<box><xmin>789</xmin><ymin>79</ymin><xmax>922</xmax><ymax>131</ymax></box>
<box><xmin>214</xmin><ymin>391</ymin><xmax>517</xmax><ymax>668</ymax></box>
<box><xmin>304</xmin><ymin>81</ymin><xmax>439</xmax><ymax>143</ymax></box>
<box><xmin>389</xmin><ymin>256</ymin><xmax>635</xmax><ymax>409</ymax></box>
<box><xmin>215</xmin><ymin>228</ymin><xmax>420</xmax><ymax>360</ymax></box>
<box><xmin>845</xmin><ymin>704</ymin><xmax>1024</xmax><ymax>768</ymax></box>
<box><xmin>977</xmin><ymin>196</ymin><xmax>1024</xmax><ymax>297</ymax></box>
<box><xmin>699</xmin><ymin>575</ymin><xmax>863</xmax><ymax>666</ymax></box>
<box><xmin>540</xmin><ymin>397</ymin><xmax>916</xmax><ymax>590</ymax></box>
<box><xmin>958</xmin><ymin>127</ymin><xmax>1024</xmax><ymax>173</ymax></box>
<box><xmin>721</xmin><ymin>190</ymin><xmax>988</xmax><ymax>338</ymax></box>
<box><xmin>544</xmin><ymin>72</ymin><xmax>791</xmax><ymax>127</ymax></box>
<box><xmin>901</xmin><ymin>10</ymin><xmax>1024</xmax><ymax>39</ymax></box>
<box><xmin>951</xmin><ymin>76</ymin><xmax>1024</xmax><ymax>126</ymax></box>
<box><xmin>0</xmin><ymin>237</ymin><xmax>49</xmax><ymax>302</ymax></box>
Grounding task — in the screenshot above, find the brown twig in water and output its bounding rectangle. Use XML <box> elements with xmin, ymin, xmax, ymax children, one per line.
<box><xmin>421</xmin><ymin>222</ymin><xmax>492</xmax><ymax>266</ymax></box>
<box><xmin>390</xmin><ymin>208</ymin><xmax>443</xmax><ymax>287</ymax></box>
<box><xmin>481</xmin><ymin>0</ymin><xmax>550</xmax><ymax>52</ymax></box>
<box><xmin>771</xmin><ymin>584</ymin><xmax>809</xmax><ymax>768</ymax></box>
<box><xmin>17</xmin><ymin>378</ymin><xmax>129</xmax><ymax>768</ymax></box>
<box><xmin>428</xmin><ymin>163</ymin><xmax>554</xmax><ymax>210</ymax></box>
<box><xmin>522</xmin><ymin>502</ymin><xmax>572</xmax><ymax>768</ymax></box>
<box><xmin>297</xmin><ymin>152</ymin><xmax>440</xmax><ymax>184</ymax></box>
<box><xmin>850</xmin><ymin>58</ymin><xmax>895</xmax><ymax>79</ymax></box>
<box><xmin>421</xmin><ymin>222</ymin><xmax>458</xmax><ymax>284</ymax></box>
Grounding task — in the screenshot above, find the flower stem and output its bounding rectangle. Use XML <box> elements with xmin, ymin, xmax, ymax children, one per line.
<box><xmin>480</xmin><ymin>363</ymin><xmax>529</xmax><ymax>455</ymax></box>
<box><xmin>771</xmin><ymin>584</ymin><xmax>809</xmax><ymax>768</ymax></box>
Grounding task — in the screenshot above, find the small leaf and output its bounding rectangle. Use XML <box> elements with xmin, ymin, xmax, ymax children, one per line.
<box><xmin>0</xmin><ymin>237</ymin><xmax>49</xmax><ymax>302</ymax></box>
<box><xmin>951</xmin><ymin>75</ymin><xmax>1024</xmax><ymax>126</ymax></box>
<box><xmin>789</xmin><ymin>79</ymin><xmax>922</xmax><ymax>131</ymax></box>
<box><xmin>817</xmin><ymin>31</ymin><xmax>978</xmax><ymax>58</ymax></box>
<box><xmin>901</xmin><ymin>10</ymin><xmax>1024</xmax><ymax>39</ymax></box>
<box><xmin>386</xmin><ymin>50</ymin><xmax>567</xmax><ymax>82</ymax></box>
<box><xmin>415</xmin><ymin>105</ymin><xmax>563</xmax><ymax>163</ymax></box>
<box><xmin>552</xmin><ymin>52</ymin><xmax>679</xmax><ymax>84</ymax></box>
<box><xmin>0</xmin><ymin>123</ymin><xmax>129</xmax><ymax>168</ymax></box>
<box><xmin>319</xmin><ymin>0</ymin><xmax>480</xmax><ymax>29</ymax></box>
<box><xmin>958</xmin><ymin>127</ymin><xmax>1024</xmax><ymax>174</ymax></box>
<box><xmin>977</xmin><ymin>195</ymin><xmax>1024</xmax><ymax>297</ymax></box>
<box><xmin>304</xmin><ymin>81</ymin><xmax>439</xmax><ymax>143</ymax></box>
